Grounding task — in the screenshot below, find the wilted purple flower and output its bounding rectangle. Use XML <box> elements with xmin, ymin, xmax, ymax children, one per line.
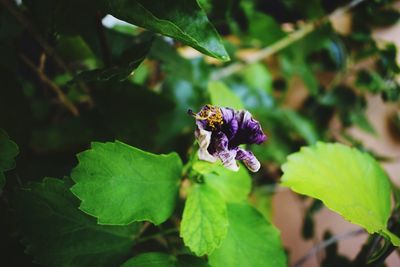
<box><xmin>188</xmin><ymin>104</ymin><xmax>267</xmax><ymax>172</ymax></box>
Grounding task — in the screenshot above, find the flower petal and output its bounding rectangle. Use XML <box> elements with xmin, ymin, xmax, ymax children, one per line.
<box><xmin>221</xmin><ymin>108</ymin><xmax>239</xmax><ymax>140</ymax></box>
<box><xmin>213</xmin><ymin>132</ymin><xmax>239</xmax><ymax>171</ymax></box>
<box><xmin>230</xmin><ymin>110</ymin><xmax>267</xmax><ymax>147</ymax></box>
<box><xmin>236</xmin><ymin>148</ymin><xmax>261</xmax><ymax>172</ymax></box>
<box><xmin>195</xmin><ymin>122</ymin><xmax>217</xmax><ymax>163</ymax></box>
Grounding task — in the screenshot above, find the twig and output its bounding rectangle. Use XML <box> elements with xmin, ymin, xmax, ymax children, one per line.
<box><xmin>135</xmin><ymin>227</ymin><xmax>179</xmax><ymax>244</ymax></box>
<box><xmin>19</xmin><ymin>54</ymin><xmax>79</xmax><ymax>116</ymax></box>
<box><xmin>1</xmin><ymin>0</ymin><xmax>70</xmax><ymax>72</ymax></box>
<box><xmin>0</xmin><ymin>0</ymin><xmax>93</xmax><ymax>105</ymax></box>
<box><xmin>134</xmin><ymin>221</ymin><xmax>150</xmax><ymax>240</ymax></box>
<box><xmin>211</xmin><ymin>0</ymin><xmax>369</xmax><ymax>80</ymax></box>
<box><xmin>293</xmin><ymin>228</ymin><xmax>365</xmax><ymax>267</ymax></box>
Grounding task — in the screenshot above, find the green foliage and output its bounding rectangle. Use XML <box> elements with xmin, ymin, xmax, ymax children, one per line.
<box><xmin>192</xmin><ymin>161</ymin><xmax>251</xmax><ymax>202</ymax></box>
<box><xmin>75</xmin><ymin>32</ymin><xmax>153</xmax><ymax>82</ymax></box>
<box><xmin>105</xmin><ymin>0</ymin><xmax>229</xmax><ymax>60</ymax></box>
<box><xmin>0</xmin><ymin>128</ymin><xmax>19</xmax><ymax>189</ymax></box>
<box><xmin>208</xmin><ymin>203</ymin><xmax>286</xmax><ymax>267</ymax></box>
<box><xmin>71</xmin><ymin>141</ymin><xmax>183</xmax><ymax>225</ymax></box>
<box><xmin>15</xmin><ymin>177</ymin><xmax>140</xmax><ymax>267</ymax></box>
<box><xmin>180</xmin><ymin>184</ymin><xmax>228</xmax><ymax>256</ymax></box>
<box><xmin>1</xmin><ymin>0</ymin><xmax>400</xmax><ymax>265</ymax></box>
<box><xmin>208</xmin><ymin>81</ymin><xmax>244</xmax><ymax>110</ymax></box>
<box><xmin>121</xmin><ymin>252</ymin><xmax>209</xmax><ymax>267</ymax></box>
<box><xmin>281</xmin><ymin>142</ymin><xmax>400</xmax><ymax>245</ymax></box>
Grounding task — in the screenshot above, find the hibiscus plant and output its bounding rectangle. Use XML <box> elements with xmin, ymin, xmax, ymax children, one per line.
<box><xmin>1</xmin><ymin>0</ymin><xmax>400</xmax><ymax>267</ymax></box>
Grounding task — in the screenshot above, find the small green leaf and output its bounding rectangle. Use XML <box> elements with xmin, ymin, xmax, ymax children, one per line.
<box><xmin>280</xmin><ymin>109</ymin><xmax>319</xmax><ymax>144</ymax></box>
<box><xmin>180</xmin><ymin>184</ymin><xmax>228</xmax><ymax>256</ymax></box>
<box><xmin>281</xmin><ymin>142</ymin><xmax>400</xmax><ymax>246</ymax></box>
<box><xmin>71</xmin><ymin>141</ymin><xmax>182</xmax><ymax>225</ymax></box>
<box><xmin>209</xmin><ymin>203</ymin><xmax>286</xmax><ymax>267</ymax></box>
<box><xmin>349</xmin><ymin>110</ymin><xmax>376</xmax><ymax>135</ymax></box>
<box><xmin>208</xmin><ymin>81</ymin><xmax>244</xmax><ymax>110</ymax></box>
<box><xmin>240</xmin><ymin>63</ymin><xmax>273</xmax><ymax>93</ymax></box>
<box><xmin>105</xmin><ymin>0</ymin><xmax>229</xmax><ymax>60</ymax></box>
<box><xmin>121</xmin><ymin>252</ymin><xmax>175</xmax><ymax>267</ymax></box>
<box><xmin>0</xmin><ymin>129</ymin><xmax>19</xmax><ymax>171</ymax></box>
<box><xmin>15</xmin><ymin>178</ymin><xmax>140</xmax><ymax>267</ymax></box>
<box><xmin>192</xmin><ymin>161</ymin><xmax>251</xmax><ymax>202</ymax></box>
<box><xmin>121</xmin><ymin>252</ymin><xmax>210</xmax><ymax>267</ymax></box>
<box><xmin>0</xmin><ymin>128</ymin><xmax>19</xmax><ymax>189</ymax></box>
<box><xmin>75</xmin><ymin>32</ymin><xmax>153</xmax><ymax>82</ymax></box>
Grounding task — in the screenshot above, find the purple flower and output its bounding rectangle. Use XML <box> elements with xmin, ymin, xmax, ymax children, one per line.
<box><xmin>188</xmin><ymin>104</ymin><xmax>267</xmax><ymax>172</ymax></box>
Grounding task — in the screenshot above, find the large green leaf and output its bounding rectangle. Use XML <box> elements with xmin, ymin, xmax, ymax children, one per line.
<box><xmin>15</xmin><ymin>178</ymin><xmax>140</xmax><ymax>267</ymax></box>
<box><xmin>208</xmin><ymin>81</ymin><xmax>244</xmax><ymax>110</ymax></box>
<box><xmin>121</xmin><ymin>252</ymin><xmax>209</xmax><ymax>267</ymax></box>
<box><xmin>71</xmin><ymin>141</ymin><xmax>182</xmax><ymax>225</ymax></box>
<box><xmin>104</xmin><ymin>0</ymin><xmax>229</xmax><ymax>60</ymax></box>
<box><xmin>0</xmin><ymin>128</ymin><xmax>19</xmax><ymax>189</ymax></box>
<box><xmin>180</xmin><ymin>184</ymin><xmax>228</xmax><ymax>256</ymax></box>
<box><xmin>192</xmin><ymin>161</ymin><xmax>251</xmax><ymax>202</ymax></box>
<box><xmin>209</xmin><ymin>203</ymin><xmax>286</xmax><ymax>267</ymax></box>
<box><xmin>281</xmin><ymin>142</ymin><xmax>400</xmax><ymax>245</ymax></box>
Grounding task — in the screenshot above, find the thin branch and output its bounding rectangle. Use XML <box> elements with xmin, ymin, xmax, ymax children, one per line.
<box><xmin>293</xmin><ymin>228</ymin><xmax>365</xmax><ymax>267</ymax></box>
<box><xmin>134</xmin><ymin>222</ymin><xmax>151</xmax><ymax>240</ymax></box>
<box><xmin>211</xmin><ymin>0</ymin><xmax>369</xmax><ymax>80</ymax></box>
<box><xmin>1</xmin><ymin>0</ymin><xmax>70</xmax><ymax>72</ymax></box>
<box><xmin>19</xmin><ymin>54</ymin><xmax>79</xmax><ymax>116</ymax></box>
<box><xmin>0</xmin><ymin>0</ymin><xmax>93</xmax><ymax>105</ymax></box>
<box><xmin>135</xmin><ymin>228</ymin><xmax>179</xmax><ymax>244</ymax></box>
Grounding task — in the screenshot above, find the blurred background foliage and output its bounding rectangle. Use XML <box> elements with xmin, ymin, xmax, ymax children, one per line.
<box><xmin>0</xmin><ymin>0</ymin><xmax>399</xmax><ymax>266</ymax></box>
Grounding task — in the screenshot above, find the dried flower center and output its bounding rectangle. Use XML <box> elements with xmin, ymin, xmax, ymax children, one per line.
<box><xmin>193</xmin><ymin>104</ymin><xmax>224</xmax><ymax>129</ymax></box>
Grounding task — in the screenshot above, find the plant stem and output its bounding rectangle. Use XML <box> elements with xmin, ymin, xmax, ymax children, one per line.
<box><xmin>293</xmin><ymin>228</ymin><xmax>365</xmax><ymax>267</ymax></box>
<box><xmin>19</xmin><ymin>54</ymin><xmax>79</xmax><ymax>116</ymax></box>
<box><xmin>366</xmin><ymin>245</ymin><xmax>396</xmax><ymax>267</ymax></box>
<box><xmin>0</xmin><ymin>0</ymin><xmax>93</xmax><ymax>106</ymax></box>
<box><xmin>135</xmin><ymin>228</ymin><xmax>179</xmax><ymax>244</ymax></box>
<box><xmin>211</xmin><ymin>0</ymin><xmax>369</xmax><ymax>80</ymax></box>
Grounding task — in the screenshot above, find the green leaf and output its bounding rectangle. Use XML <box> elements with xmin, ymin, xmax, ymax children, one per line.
<box><xmin>349</xmin><ymin>110</ymin><xmax>376</xmax><ymax>135</ymax></box>
<box><xmin>75</xmin><ymin>32</ymin><xmax>153</xmax><ymax>82</ymax></box>
<box><xmin>121</xmin><ymin>252</ymin><xmax>210</xmax><ymax>267</ymax></box>
<box><xmin>280</xmin><ymin>109</ymin><xmax>319</xmax><ymax>144</ymax></box>
<box><xmin>121</xmin><ymin>253</ymin><xmax>175</xmax><ymax>267</ymax></box>
<box><xmin>15</xmin><ymin>178</ymin><xmax>140</xmax><ymax>267</ymax></box>
<box><xmin>281</xmin><ymin>142</ymin><xmax>400</xmax><ymax>246</ymax></box>
<box><xmin>71</xmin><ymin>141</ymin><xmax>183</xmax><ymax>225</ymax></box>
<box><xmin>0</xmin><ymin>128</ymin><xmax>19</xmax><ymax>189</ymax></box>
<box><xmin>180</xmin><ymin>184</ymin><xmax>228</xmax><ymax>256</ymax></box>
<box><xmin>208</xmin><ymin>81</ymin><xmax>244</xmax><ymax>109</ymax></box>
<box><xmin>192</xmin><ymin>161</ymin><xmax>251</xmax><ymax>202</ymax></box>
<box><xmin>240</xmin><ymin>63</ymin><xmax>273</xmax><ymax>94</ymax></box>
<box><xmin>105</xmin><ymin>0</ymin><xmax>229</xmax><ymax>60</ymax></box>
<box><xmin>0</xmin><ymin>129</ymin><xmax>18</xmax><ymax>171</ymax></box>
<box><xmin>209</xmin><ymin>203</ymin><xmax>286</xmax><ymax>267</ymax></box>
<box><xmin>243</xmin><ymin>6</ymin><xmax>286</xmax><ymax>46</ymax></box>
